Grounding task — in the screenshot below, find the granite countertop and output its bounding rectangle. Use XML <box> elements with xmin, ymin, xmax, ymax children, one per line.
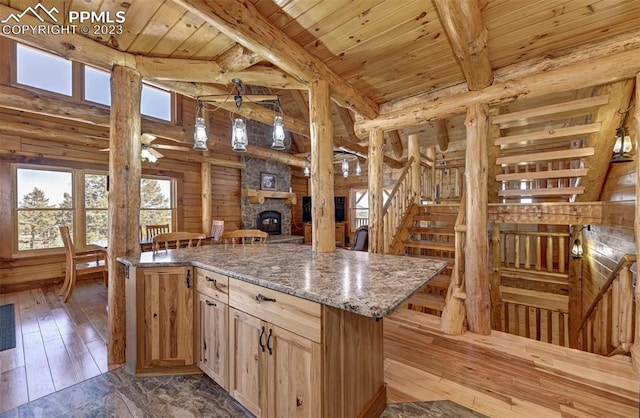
<box><xmin>117</xmin><ymin>244</ymin><xmax>447</xmax><ymax>318</ymax></box>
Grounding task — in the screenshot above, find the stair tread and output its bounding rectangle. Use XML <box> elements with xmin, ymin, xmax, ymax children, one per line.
<box><xmin>408</xmin><ymin>226</ymin><xmax>455</xmax><ymax>236</ymax></box>
<box><xmin>408</xmin><ymin>292</ymin><xmax>446</xmax><ymax>310</ymax></box>
<box><xmin>402</xmin><ymin>240</ymin><xmax>455</xmax><ymax>251</ymax></box>
<box><xmin>426</xmin><ymin>274</ymin><xmax>451</xmax><ymax>289</ymax></box>
<box><xmin>500</xmin><ymin>286</ymin><xmax>569</xmax><ymax>312</ymax></box>
<box><xmin>501</xmin><ymin>267</ymin><xmax>569</xmax><ymax>285</ymax></box>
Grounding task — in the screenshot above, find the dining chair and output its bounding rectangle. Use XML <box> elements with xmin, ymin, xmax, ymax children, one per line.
<box><xmin>58</xmin><ymin>226</ymin><xmax>108</xmax><ymax>303</ymax></box>
<box><xmin>152</xmin><ymin>231</ymin><xmax>207</xmax><ymax>251</ymax></box>
<box><xmin>211</xmin><ymin>220</ymin><xmax>225</xmax><ymax>243</ymax></box>
<box><xmin>145</xmin><ymin>224</ymin><xmax>170</xmax><ymax>240</ymax></box>
<box><xmin>221</xmin><ymin>229</ymin><xmax>268</xmax><ymax>244</ymax></box>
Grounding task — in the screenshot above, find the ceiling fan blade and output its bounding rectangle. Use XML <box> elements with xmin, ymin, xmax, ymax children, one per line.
<box><xmin>149</xmin><ymin>148</ymin><xmax>164</xmax><ymax>159</ymax></box>
<box><xmin>154</xmin><ymin>144</ymin><xmax>192</xmax><ymax>152</ymax></box>
<box><xmin>141</xmin><ymin>133</ymin><xmax>157</xmax><ymax>144</ymax></box>
<box><xmin>242</xmin><ymin>94</ymin><xmax>279</xmax><ymax>102</ymax></box>
<box><xmin>99</xmin><ymin>148</ymin><xmax>110</xmax><ymax>152</ymax></box>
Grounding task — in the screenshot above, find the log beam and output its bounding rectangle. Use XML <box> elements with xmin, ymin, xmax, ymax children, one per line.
<box><xmin>172</xmin><ymin>0</ymin><xmax>379</xmax><ymax>119</ymax></box>
<box><xmin>245</xmin><ymin>144</ymin><xmax>306</xmax><ymax>168</ymax></box>
<box><xmin>464</xmin><ymin>103</ymin><xmax>491</xmax><ymax>335</ymax></box>
<box><xmin>388</xmin><ymin>130</ymin><xmax>404</xmax><ymax>158</ymax></box>
<box><xmin>433</xmin><ymin>0</ymin><xmax>493</xmax><ymax>90</ymax></box>
<box><xmin>333</xmin><ymin>137</ymin><xmax>404</xmax><ymax>169</ymax></box>
<box><xmin>309</xmin><ymin>79</ymin><xmax>335</xmax><ymax>253</ymax></box>
<box><xmin>355</xmin><ymin>36</ymin><xmax>640</xmax><ymax>134</ymax></box>
<box><xmin>576</xmin><ymin>80</ymin><xmax>635</xmax><ymax>202</ymax></box>
<box><xmin>436</xmin><ymin>120</ymin><xmax>450</xmax><ymax>152</ymax></box>
<box><xmin>107</xmin><ymin>65</ymin><xmax>142</xmax><ymax>365</ymax></box>
<box><xmin>408</xmin><ymin>134</ymin><xmax>421</xmax><ymax>201</ymax></box>
<box><xmin>368</xmin><ymin>129</ymin><xmax>384</xmax><ymax>253</ymax></box>
<box><xmin>217</xmin><ymin>44</ymin><xmax>261</xmax><ymax>71</ymax></box>
<box><xmin>201</xmin><ymin>161</ymin><xmax>213</xmax><ymax>235</ymax></box>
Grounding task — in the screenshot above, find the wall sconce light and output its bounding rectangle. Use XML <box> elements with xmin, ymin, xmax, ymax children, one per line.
<box><xmin>303</xmin><ymin>161</ymin><xmax>310</xmax><ymax>177</ymax></box>
<box><xmin>196</xmin><ymin>79</ymin><xmax>286</xmax><ymax>153</ymax></box>
<box><xmin>355</xmin><ymin>159</ymin><xmax>362</xmax><ymax>176</ymax></box>
<box><xmin>571</xmin><ymin>239</ymin><xmax>583</xmax><ymax>258</ymax></box>
<box><xmin>611</xmin><ymin>126</ymin><xmax>633</xmax><ymax>163</ymax></box>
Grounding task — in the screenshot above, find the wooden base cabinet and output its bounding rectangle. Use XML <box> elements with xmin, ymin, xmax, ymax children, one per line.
<box><xmin>126</xmin><ymin>266</ymin><xmax>197</xmax><ymax>376</ymax></box>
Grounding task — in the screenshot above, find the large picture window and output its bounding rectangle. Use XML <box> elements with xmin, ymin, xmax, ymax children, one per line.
<box><xmin>16</xmin><ymin>43</ymin><xmax>72</xmax><ymax>96</ymax></box>
<box><xmin>14</xmin><ymin>166</ymin><xmax>176</xmax><ymax>254</ymax></box>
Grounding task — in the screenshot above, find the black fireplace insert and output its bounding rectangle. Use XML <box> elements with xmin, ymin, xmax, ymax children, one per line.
<box><xmin>258</xmin><ymin>210</ymin><xmax>281</xmax><ymax>235</ymax></box>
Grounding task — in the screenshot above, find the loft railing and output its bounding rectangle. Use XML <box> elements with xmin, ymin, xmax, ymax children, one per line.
<box><xmin>382</xmin><ymin>156</ymin><xmax>416</xmax><ymax>253</ymax></box>
<box><xmin>577</xmin><ymin>254</ymin><xmax>636</xmax><ymax>356</ymax></box>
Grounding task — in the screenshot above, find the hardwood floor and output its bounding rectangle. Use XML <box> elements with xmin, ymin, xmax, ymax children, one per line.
<box><xmin>384</xmin><ymin>309</ymin><xmax>639</xmax><ymax>417</ymax></box>
<box><xmin>1</xmin><ymin>280</ymin><xmax>638</xmax><ymax>417</ymax></box>
<box><xmin>0</xmin><ymin>279</ymin><xmax>111</xmax><ymax>413</ymax></box>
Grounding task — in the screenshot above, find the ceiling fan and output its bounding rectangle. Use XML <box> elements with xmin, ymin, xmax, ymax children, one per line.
<box><xmin>100</xmin><ymin>133</ymin><xmax>192</xmax><ymax>162</ymax></box>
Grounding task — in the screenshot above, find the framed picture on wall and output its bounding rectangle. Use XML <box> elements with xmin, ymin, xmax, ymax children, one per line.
<box><xmin>261</xmin><ymin>173</ymin><xmax>277</xmax><ymax>191</ymax></box>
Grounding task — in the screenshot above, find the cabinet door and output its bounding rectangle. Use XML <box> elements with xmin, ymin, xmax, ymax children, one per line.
<box><xmin>141</xmin><ymin>267</ymin><xmax>194</xmax><ymax>369</ymax></box>
<box><xmin>267</xmin><ymin>324</ymin><xmax>321</xmax><ymax>418</ymax></box>
<box><xmin>196</xmin><ymin>292</ymin><xmax>228</xmax><ymax>389</ymax></box>
<box><xmin>228</xmin><ymin>307</ymin><xmax>267</xmax><ymax>418</ymax></box>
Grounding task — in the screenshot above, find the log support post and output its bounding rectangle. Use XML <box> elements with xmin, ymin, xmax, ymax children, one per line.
<box><xmin>369</xmin><ymin>129</ymin><xmax>384</xmax><ymax>253</ymax></box>
<box><xmin>464</xmin><ymin>103</ymin><xmax>491</xmax><ymax>334</ymax></box>
<box><xmin>201</xmin><ymin>161</ymin><xmax>212</xmax><ymax>235</ymax></box>
<box><xmin>632</xmin><ymin>72</ymin><xmax>640</xmax><ymax>373</ymax></box>
<box><xmin>408</xmin><ymin>134</ymin><xmax>421</xmax><ymax>203</ymax></box>
<box><xmin>568</xmin><ymin>241</ymin><xmax>583</xmax><ymax>349</ymax></box>
<box><xmin>490</xmin><ymin>224</ymin><xmax>502</xmax><ymax>330</ymax></box>
<box><xmin>107</xmin><ymin>65</ymin><xmax>142</xmax><ymax>365</ymax></box>
<box><xmin>309</xmin><ymin>79</ymin><xmax>335</xmax><ymax>253</ymax></box>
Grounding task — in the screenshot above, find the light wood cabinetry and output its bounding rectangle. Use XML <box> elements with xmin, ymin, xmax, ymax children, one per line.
<box><xmin>304</xmin><ymin>222</ymin><xmax>346</xmax><ymax>247</ymax></box>
<box><xmin>195</xmin><ymin>268</ymin><xmax>229</xmax><ymax>389</ymax></box>
<box><xmin>126</xmin><ymin>266</ymin><xmax>197</xmax><ymax>376</ymax></box>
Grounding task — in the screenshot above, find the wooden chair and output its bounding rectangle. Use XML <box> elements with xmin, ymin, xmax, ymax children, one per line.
<box><xmin>58</xmin><ymin>226</ymin><xmax>108</xmax><ymax>303</ymax></box>
<box><xmin>211</xmin><ymin>220</ymin><xmax>225</xmax><ymax>243</ymax></box>
<box><xmin>221</xmin><ymin>229</ymin><xmax>268</xmax><ymax>244</ymax></box>
<box><xmin>145</xmin><ymin>224</ymin><xmax>170</xmax><ymax>240</ymax></box>
<box><xmin>347</xmin><ymin>225</ymin><xmax>369</xmax><ymax>252</ymax></box>
<box><xmin>152</xmin><ymin>231</ymin><xmax>206</xmax><ymax>251</ymax></box>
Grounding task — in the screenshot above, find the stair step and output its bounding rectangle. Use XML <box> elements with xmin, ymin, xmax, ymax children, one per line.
<box><xmin>408</xmin><ymin>226</ymin><xmax>455</xmax><ymax>236</ymax></box>
<box><xmin>405</xmin><ymin>254</ymin><xmax>455</xmax><ymax>266</ymax></box>
<box><xmin>426</xmin><ymin>274</ymin><xmax>451</xmax><ymax>290</ymax></box>
<box><xmin>402</xmin><ymin>240</ymin><xmax>455</xmax><ymax>251</ymax></box>
<box><xmin>408</xmin><ymin>292</ymin><xmax>446</xmax><ymax>311</ymax></box>
<box><xmin>501</xmin><ymin>268</ymin><xmax>569</xmax><ymax>285</ymax></box>
<box><xmin>500</xmin><ymin>286</ymin><xmax>569</xmax><ymax>312</ymax></box>
<box><xmin>413</xmin><ymin>214</ymin><xmax>457</xmax><ymax>224</ymax></box>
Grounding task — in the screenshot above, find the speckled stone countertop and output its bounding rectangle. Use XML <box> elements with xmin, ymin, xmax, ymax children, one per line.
<box><xmin>117</xmin><ymin>244</ymin><xmax>447</xmax><ymax>318</ymax></box>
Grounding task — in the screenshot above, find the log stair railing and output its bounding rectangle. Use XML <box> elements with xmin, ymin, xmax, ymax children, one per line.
<box><xmin>491</xmin><ymin>226</ymin><xmax>571</xmax><ymax>346</ymax></box>
<box><xmin>382</xmin><ymin>156</ymin><xmax>416</xmax><ymax>254</ymax></box>
<box><xmin>576</xmin><ymin>254</ymin><xmax>636</xmax><ymax>356</ymax></box>
<box><xmin>421</xmin><ymin>148</ymin><xmax>464</xmax><ymax>203</ymax></box>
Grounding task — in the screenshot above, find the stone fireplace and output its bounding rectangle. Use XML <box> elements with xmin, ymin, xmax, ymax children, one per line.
<box><xmin>240</xmin><ymin>118</ymin><xmax>292</xmax><ymax>236</ymax></box>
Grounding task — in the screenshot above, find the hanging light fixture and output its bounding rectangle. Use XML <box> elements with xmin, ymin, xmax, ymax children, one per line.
<box><xmin>341</xmin><ymin>156</ymin><xmax>349</xmax><ymax>178</ymax></box>
<box><xmin>196</xmin><ymin>79</ymin><xmax>286</xmax><ymax>153</ymax></box>
<box><xmin>355</xmin><ymin>158</ymin><xmax>362</xmax><ymax>176</ymax></box>
<box><xmin>571</xmin><ymin>239</ymin><xmax>583</xmax><ymax>258</ymax></box>
<box><xmin>231</xmin><ymin>117</ymin><xmax>248</xmax><ymax>152</ymax></box>
<box><xmin>303</xmin><ymin>161</ymin><xmax>310</xmax><ymax>177</ymax></box>
<box><xmin>193</xmin><ymin>100</ymin><xmax>208</xmax><ymax>151</ymax></box>
<box><xmin>611</xmin><ymin>126</ymin><xmax>633</xmax><ymax>163</ymax></box>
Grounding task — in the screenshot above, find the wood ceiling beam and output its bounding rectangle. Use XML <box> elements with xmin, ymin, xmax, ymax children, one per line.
<box><xmin>356</xmin><ymin>45</ymin><xmax>640</xmax><ymax>134</ymax></box>
<box><xmin>172</xmin><ymin>0</ymin><xmax>379</xmax><ymax>119</ymax></box>
<box><xmin>0</xmin><ymin>5</ymin><xmax>310</xmax><ymax>137</ymax></box>
<box><xmin>575</xmin><ymin>80</ymin><xmax>635</xmax><ymax>202</ymax></box>
<box><xmin>436</xmin><ymin>120</ymin><xmax>449</xmax><ymax>152</ymax></box>
<box><xmin>334</xmin><ymin>137</ymin><xmax>404</xmax><ymax>169</ymax></box>
<box><xmin>387</xmin><ymin>130</ymin><xmax>404</xmax><ymax>158</ymax></box>
<box><xmin>433</xmin><ymin>0</ymin><xmax>493</xmax><ymax>90</ymax></box>
<box><xmin>217</xmin><ymin>44</ymin><xmax>261</xmax><ymax>71</ymax></box>
<box><xmin>135</xmin><ymin>57</ymin><xmax>306</xmax><ymax>89</ymax></box>
<box><xmin>334</xmin><ymin>103</ymin><xmax>361</xmax><ymax>144</ymax></box>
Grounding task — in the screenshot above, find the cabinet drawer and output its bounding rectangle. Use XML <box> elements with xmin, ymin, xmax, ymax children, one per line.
<box><xmin>195</xmin><ymin>268</ymin><xmax>229</xmax><ymax>303</ymax></box>
<box><xmin>229</xmin><ymin>278</ymin><xmax>321</xmax><ymax>343</ymax></box>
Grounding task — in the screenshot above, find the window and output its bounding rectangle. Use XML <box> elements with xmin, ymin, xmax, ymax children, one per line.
<box><xmin>84</xmin><ymin>66</ymin><xmax>111</xmax><ymax>106</ymax></box>
<box><xmin>16</xmin><ymin>44</ymin><xmax>72</xmax><ymax>96</ymax></box>
<box><xmin>140</xmin><ymin>177</ymin><xmax>174</xmax><ymax>231</ymax></box>
<box><xmin>84</xmin><ymin>173</ymin><xmax>109</xmax><ymax>245</ymax></box>
<box><xmin>141</xmin><ymin>83</ymin><xmax>172</xmax><ymax>121</ymax></box>
<box><xmin>350</xmin><ymin>188</ymin><xmax>391</xmax><ymax>230</ymax></box>
<box><xmin>14</xmin><ymin>165</ymin><xmax>176</xmax><ymax>254</ymax></box>
<box><xmin>16</xmin><ymin>168</ymin><xmax>73</xmax><ymax>251</ymax></box>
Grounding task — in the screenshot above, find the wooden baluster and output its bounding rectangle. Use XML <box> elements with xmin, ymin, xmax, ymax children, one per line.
<box><xmin>504</xmin><ymin>303</ymin><xmax>510</xmax><ymax>333</ymax></box>
<box><xmin>611</xmin><ymin>279</ymin><xmax>621</xmax><ymax>349</ymax></box>
<box><xmin>490</xmin><ymin>225</ymin><xmax>502</xmax><ymax>330</ymax></box>
<box><xmin>536</xmin><ymin>236</ymin><xmax>542</xmax><ymax>271</ymax></box>
<box><xmin>524</xmin><ymin>234</ymin><xmax>531</xmax><ymax>270</ymax></box>
<box><xmin>514</xmin><ymin>304</ymin><xmax>520</xmax><ymax>336</ymax></box>
<box><xmin>535</xmin><ymin>308</ymin><xmax>542</xmax><ymax>341</ymax></box>
<box><xmin>546</xmin><ymin>235</ymin><xmax>553</xmax><ymax>272</ymax></box>
<box><xmin>524</xmin><ymin>306</ymin><xmax>531</xmax><ymax>338</ymax></box>
<box><xmin>559</xmin><ymin>312</ymin><xmax>565</xmax><ymax>346</ymax></box>
<box><xmin>618</xmin><ymin>264</ymin><xmax>634</xmax><ymax>352</ymax></box>
<box><xmin>514</xmin><ymin>234</ymin><xmax>520</xmax><ymax>269</ymax></box>
<box><xmin>547</xmin><ymin>310</ymin><xmax>553</xmax><ymax>343</ymax></box>
<box><xmin>558</xmin><ymin>235</ymin><xmax>565</xmax><ymax>273</ymax></box>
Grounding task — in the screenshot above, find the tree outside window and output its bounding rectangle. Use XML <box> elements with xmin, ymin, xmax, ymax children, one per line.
<box><xmin>85</xmin><ymin>173</ymin><xmax>108</xmax><ymax>245</ymax></box>
<box><xmin>140</xmin><ymin>178</ymin><xmax>173</xmax><ymax>231</ymax></box>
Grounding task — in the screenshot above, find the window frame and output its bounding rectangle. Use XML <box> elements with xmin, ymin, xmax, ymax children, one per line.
<box><xmin>12</xmin><ymin>164</ymin><xmax>177</xmax><ymax>256</ymax></box>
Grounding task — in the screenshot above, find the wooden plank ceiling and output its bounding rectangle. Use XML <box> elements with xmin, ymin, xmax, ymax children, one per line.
<box><xmin>1</xmin><ymin>0</ymin><xmax>639</xmax><ymax>158</ymax></box>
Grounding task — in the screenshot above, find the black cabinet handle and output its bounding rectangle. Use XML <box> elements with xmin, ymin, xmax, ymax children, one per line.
<box><xmin>186</xmin><ymin>270</ymin><xmax>191</xmax><ymax>288</ymax></box>
<box><xmin>259</xmin><ymin>326</ymin><xmax>266</xmax><ymax>352</ymax></box>
<box><xmin>205</xmin><ymin>276</ymin><xmax>226</xmax><ymax>292</ymax></box>
<box><xmin>205</xmin><ymin>300</ymin><xmax>216</xmax><ymax>307</ymax></box>
<box><xmin>266</xmin><ymin>328</ymin><xmax>273</xmax><ymax>355</ymax></box>
<box><xmin>255</xmin><ymin>293</ymin><xmax>276</xmax><ymax>303</ymax></box>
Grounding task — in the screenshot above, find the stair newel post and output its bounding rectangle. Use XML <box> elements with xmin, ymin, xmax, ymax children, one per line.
<box><xmin>617</xmin><ymin>263</ymin><xmax>634</xmax><ymax>352</ymax></box>
<box><xmin>464</xmin><ymin>103</ymin><xmax>491</xmax><ymax>335</ymax></box>
<box><xmin>490</xmin><ymin>224</ymin><xmax>503</xmax><ymax>330</ymax></box>
<box><xmin>568</xmin><ymin>227</ymin><xmax>583</xmax><ymax>349</ymax></box>
<box><xmin>408</xmin><ymin>134</ymin><xmax>421</xmax><ymax>204</ymax></box>
<box><xmin>632</xmin><ymin>71</ymin><xmax>640</xmax><ymax>372</ymax></box>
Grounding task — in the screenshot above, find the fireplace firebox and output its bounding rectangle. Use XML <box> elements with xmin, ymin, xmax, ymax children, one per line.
<box><xmin>258</xmin><ymin>210</ymin><xmax>281</xmax><ymax>235</ymax></box>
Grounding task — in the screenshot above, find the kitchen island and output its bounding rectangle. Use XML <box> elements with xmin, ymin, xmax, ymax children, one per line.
<box><xmin>118</xmin><ymin>244</ymin><xmax>446</xmax><ymax>418</ymax></box>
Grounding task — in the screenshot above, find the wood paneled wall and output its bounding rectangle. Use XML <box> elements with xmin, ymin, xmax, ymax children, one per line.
<box><xmin>582</xmin><ymin>156</ymin><xmax>637</xmax><ymax>314</ymax></box>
